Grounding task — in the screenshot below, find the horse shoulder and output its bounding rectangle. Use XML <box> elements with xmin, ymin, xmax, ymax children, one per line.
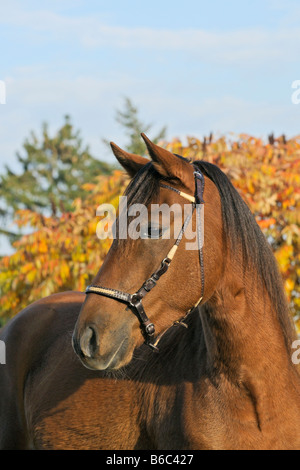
<box><xmin>0</xmin><ymin>291</ymin><xmax>85</xmax><ymax>449</ymax></box>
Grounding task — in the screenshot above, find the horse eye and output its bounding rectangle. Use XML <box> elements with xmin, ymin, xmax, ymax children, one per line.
<box><xmin>141</xmin><ymin>224</ymin><xmax>163</xmax><ymax>239</ymax></box>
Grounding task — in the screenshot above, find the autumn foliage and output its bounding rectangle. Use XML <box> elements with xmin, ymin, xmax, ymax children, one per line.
<box><xmin>0</xmin><ymin>134</ymin><xmax>299</xmax><ymax>331</ymax></box>
<box><xmin>0</xmin><ymin>171</ymin><xmax>127</xmax><ymax>321</ymax></box>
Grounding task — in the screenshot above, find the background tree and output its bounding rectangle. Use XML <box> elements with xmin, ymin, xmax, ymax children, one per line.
<box><xmin>0</xmin><ymin>115</ymin><xmax>115</xmax><ymax>242</ymax></box>
<box><xmin>0</xmin><ymin>170</ymin><xmax>127</xmax><ymax>321</ymax></box>
<box><xmin>103</xmin><ymin>97</ymin><xmax>167</xmax><ymax>155</ymax></box>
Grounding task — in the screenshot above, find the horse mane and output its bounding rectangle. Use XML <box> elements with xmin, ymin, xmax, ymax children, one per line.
<box><xmin>194</xmin><ymin>160</ymin><xmax>295</xmax><ymax>350</ymax></box>
<box><xmin>120</xmin><ymin>157</ymin><xmax>295</xmax><ymax>350</ymax></box>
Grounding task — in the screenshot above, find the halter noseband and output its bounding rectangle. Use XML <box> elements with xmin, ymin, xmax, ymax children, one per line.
<box><xmin>85</xmin><ymin>163</ymin><xmax>205</xmax><ymax>352</ymax></box>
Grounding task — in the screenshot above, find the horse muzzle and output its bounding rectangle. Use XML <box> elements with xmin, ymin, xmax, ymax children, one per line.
<box><xmin>72</xmin><ymin>323</ymin><xmax>132</xmax><ymax>371</ymax></box>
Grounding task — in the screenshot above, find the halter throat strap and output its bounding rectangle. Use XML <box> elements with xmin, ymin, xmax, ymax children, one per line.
<box><xmin>85</xmin><ymin>164</ymin><xmax>205</xmax><ymax>351</ymax></box>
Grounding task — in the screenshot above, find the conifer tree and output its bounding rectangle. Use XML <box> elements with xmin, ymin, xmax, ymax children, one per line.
<box><xmin>104</xmin><ymin>97</ymin><xmax>167</xmax><ymax>155</ymax></box>
<box><xmin>0</xmin><ymin>116</ymin><xmax>114</xmax><ymax>241</ymax></box>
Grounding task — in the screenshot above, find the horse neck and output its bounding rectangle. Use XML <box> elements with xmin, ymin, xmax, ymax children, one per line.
<box><xmin>139</xmin><ymin>256</ymin><xmax>296</xmax><ymax>385</ymax></box>
<box><xmin>199</xmin><ymin>256</ymin><xmax>300</xmax><ymax>415</ymax></box>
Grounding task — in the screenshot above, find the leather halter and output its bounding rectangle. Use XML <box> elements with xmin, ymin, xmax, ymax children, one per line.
<box><xmin>85</xmin><ymin>163</ymin><xmax>205</xmax><ymax>352</ymax></box>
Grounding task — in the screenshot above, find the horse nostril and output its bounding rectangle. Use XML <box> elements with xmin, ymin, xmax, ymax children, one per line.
<box><xmin>80</xmin><ymin>326</ymin><xmax>98</xmax><ymax>359</ymax></box>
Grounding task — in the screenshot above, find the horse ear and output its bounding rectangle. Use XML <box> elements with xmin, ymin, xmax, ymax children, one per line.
<box><xmin>110</xmin><ymin>142</ymin><xmax>149</xmax><ymax>177</ymax></box>
<box><xmin>141</xmin><ymin>133</ymin><xmax>192</xmax><ymax>187</ymax></box>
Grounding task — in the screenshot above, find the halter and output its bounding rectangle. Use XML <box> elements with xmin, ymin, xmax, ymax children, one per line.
<box><xmin>85</xmin><ymin>163</ymin><xmax>205</xmax><ymax>352</ymax></box>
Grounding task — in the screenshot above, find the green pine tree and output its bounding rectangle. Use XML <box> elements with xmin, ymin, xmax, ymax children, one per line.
<box><xmin>104</xmin><ymin>97</ymin><xmax>167</xmax><ymax>155</ymax></box>
<box><xmin>0</xmin><ymin>115</ymin><xmax>114</xmax><ymax>241</ymax></box>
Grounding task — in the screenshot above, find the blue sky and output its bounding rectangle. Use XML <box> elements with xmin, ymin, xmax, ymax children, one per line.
<box><xmin>0</xmin><ymin>0</ymin><xmax>300</xmax><ymax>171</ymax></box>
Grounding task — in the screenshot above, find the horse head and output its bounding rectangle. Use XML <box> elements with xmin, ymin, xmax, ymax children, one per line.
<box><xmin>72</xmin><ymin>134</ymin><xmax>223</xmax><ymax>370</ymax></box>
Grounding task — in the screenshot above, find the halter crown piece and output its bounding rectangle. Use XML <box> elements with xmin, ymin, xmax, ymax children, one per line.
<box><xmin>85</xmin><ymin>163</ymin><xmax>205</xmax><ymax>352</ymax></box>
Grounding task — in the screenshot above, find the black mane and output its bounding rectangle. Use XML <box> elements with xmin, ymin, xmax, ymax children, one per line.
<box><xmin>194</xmin><ymin>160</ymin><xmax>295</xmax><ymax>349</ymax></box>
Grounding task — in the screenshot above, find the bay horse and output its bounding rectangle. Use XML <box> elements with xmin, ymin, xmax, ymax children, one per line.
<box><xmin>1</xmin><ymin>134</ymin><xmax>300</xmax><ymax>450</ymax></box>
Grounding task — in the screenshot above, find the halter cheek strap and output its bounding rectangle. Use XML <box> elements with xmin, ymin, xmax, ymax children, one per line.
<box><xmin>85</xmin><ymin>164</ymin><xmax>205</xmax><ymax>352</ymax></box>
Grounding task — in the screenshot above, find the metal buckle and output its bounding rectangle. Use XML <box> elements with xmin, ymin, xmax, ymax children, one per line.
<box><xmin>148</xmin><ymin>342</ymin><xmax>159</xmax><ymax>352</ymax></box>
<box><xmin>129</xmin><ymin>293</ymin><xmax>142</xmax><ymax>308</ymax></box>
<box><xmin>145</xmin><ymin>323</ymin><xmax>155</xmax><ymax>336</ymax></box>
<box><xmin>143</xmin><ymin>278</ymin><xmax>157</xmax><ymax>292</ymax></box>
<box><xmin>193</xmin><ymin>169</ymin><xmax>204</xmax><ymax>180</ymax></box>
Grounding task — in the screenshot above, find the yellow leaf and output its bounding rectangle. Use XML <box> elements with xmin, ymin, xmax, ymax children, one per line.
<box><xmin>39</xmin><ymin>240</ymin><xmax>48</xmax><ymax>253</ymax></box>
<box><xmin>26</xmin><ymin>270</ymin><xmax>36</xmax><ymax>284</ymax></box>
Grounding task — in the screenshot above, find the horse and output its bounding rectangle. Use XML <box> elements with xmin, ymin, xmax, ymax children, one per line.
<box><xmin>0</xmin><ymin>134</ymin><xmax>300</xmax><ymax>450</ymax></box>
